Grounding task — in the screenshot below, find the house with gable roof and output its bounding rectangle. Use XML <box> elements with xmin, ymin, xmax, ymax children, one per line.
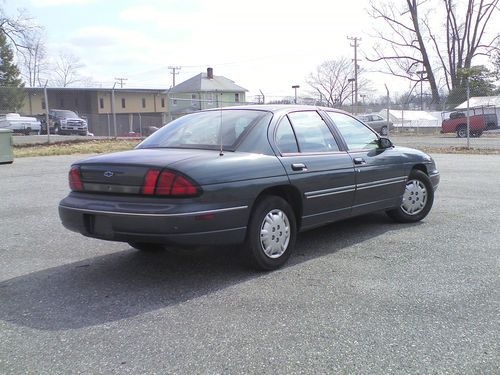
<box><xmin>168</xmin><ymin>67</ymin><xmax>247</xmax><ymax>117</ymax></box>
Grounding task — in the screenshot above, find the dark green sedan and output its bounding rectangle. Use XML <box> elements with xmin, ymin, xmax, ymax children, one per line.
<box><xmin>59</xmin><ymin>105</ymin><xmax>440</xmax><ymax>270</ymax></box>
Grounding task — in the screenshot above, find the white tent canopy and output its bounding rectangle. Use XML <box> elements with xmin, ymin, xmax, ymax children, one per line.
<box><xmin>378</xmin><ymin>110</ymin><xmax>440</xmax><ymax>127</ymax></box>
<box><xmin>455</xmin><ymin>96</ymin><xmax>500</xmax><ymax>109</ymax></box>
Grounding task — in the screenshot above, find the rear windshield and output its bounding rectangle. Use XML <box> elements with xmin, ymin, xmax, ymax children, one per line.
<box><xmin>137</xmin><ymin>109</ymin><xmax>272</xmax><ymax>151</ymax></box>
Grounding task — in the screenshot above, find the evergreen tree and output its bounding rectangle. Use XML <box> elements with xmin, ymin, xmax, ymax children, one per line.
<box><xmin>445</xmin><ymin>66</ymin><xmax>496</xmax><ymax>108</ymax></box>
<box><xmin>0</xmin><ymin>30</ymin><xmax>25</xmax><ymax>112</ymax></box>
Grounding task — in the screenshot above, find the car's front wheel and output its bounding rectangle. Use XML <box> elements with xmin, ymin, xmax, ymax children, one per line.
<box><xmin>244</xmin><ymin>196</ymin><xmax>296</xmax><ymax>271</ymax></box>
<box><xmin>386</xmin><ymin>169</ymin><xmax>434</xmax><ymax>223</ymax></box>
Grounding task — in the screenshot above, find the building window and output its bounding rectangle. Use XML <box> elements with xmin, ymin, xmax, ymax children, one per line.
<box><xmin>74</xmin><ymin>98</ymin><xmax>79</xmax><ymax>107</ymax></box>
<box><xmin>191</xmin><ymin>94</ymin><xmax>197</xmax><ymax>106</ymax></box>
<box><xmin>41</xmin><ymin>100</ymin><xmax>46</xmax><ymax>110</ymax></box>
<box><xmin>60</xmin><ymin>98</ymin><xmax>64</xmax><ymax>107</ymax></box>
<box><xmin>235</xmin><ymin>93</ymin><xmax>240</xmax><ymax>103</ymax></box>
<box><xmin>99</xmin><ymin>98</ymin><xmax>104</xmax><ymax>109</ymax></box>
<box><xmin>161</xmin><ymin>98</ymin><xmax>165</xmax><ymax>108</ymax></box>
<box><xmin>173</xmin><ymin>99</ymin><xmax>177</xmax><ymax>105</ymax></box>
<box><xmin>121</xmin><ymin>98</ymin><xmax>126</xmax><ymax>108</ymax></box>
<box><xmin>142</xmin><ymin>98</ymin><xmax>146</xmax><ymax>108</ymax></box>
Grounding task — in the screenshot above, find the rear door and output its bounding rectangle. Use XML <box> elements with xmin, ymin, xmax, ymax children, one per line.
<box><xmin>274</xmin><ymin>111</ymin><xmax>355</xmax><ymax>230</ymax></box>
<box><xmin>324</xmin><ymin>111</ymin><xmax>406</xmax><ymax>215</ymax></box>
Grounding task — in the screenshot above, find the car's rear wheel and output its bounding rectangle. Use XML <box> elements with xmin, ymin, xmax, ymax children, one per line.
<box><xmin>128</xmin><ymin>242</ymin><xmax>165</xmax><ymax>252</ymax></box>
<box><xmin>244</xmin><ymin>196</ymin><xmax>296</xmax><ymax>271</ymax></box>
<box><xmin>456</xmin><ymin>125</ymin><xmax>467</xmax><ymax>138</ymax></box>
<box><xmin>386</xmin><ymin>169</ymin><xmax>434</xmax><ymax>223</ymax></box>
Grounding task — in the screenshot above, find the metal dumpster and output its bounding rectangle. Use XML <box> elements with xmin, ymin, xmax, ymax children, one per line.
<box><xmin>0</xmin><ymin>128</ymin><xmax>14</xmax><ymax>164</ymax></box>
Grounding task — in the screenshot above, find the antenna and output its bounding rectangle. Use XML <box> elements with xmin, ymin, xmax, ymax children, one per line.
<box><xmin>219</xmin><ymin>94</ymin><xmax>224</xmax><ymax>156</ymax></box>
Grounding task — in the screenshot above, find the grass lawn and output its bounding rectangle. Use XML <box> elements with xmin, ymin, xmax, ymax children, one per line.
<box><xmin>13</xmin><ymin>139</ymin><xmax>141</xmax><ymax>158</ymax></box>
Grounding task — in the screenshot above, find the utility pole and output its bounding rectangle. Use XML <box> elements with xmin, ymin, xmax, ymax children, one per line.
<box><xmin>168</xmin><ymin>66</ymin><xmax>181</xmax><ymax>87</ymax></box>
<box><xmin>114</xmin><ymin>77</ymin><xmax>128</xmax><ymax>88</ymax></box>
<box><xmin>348</xmin><ymin>78</ymin><xmax>355</xmax><ymax>114</ymax></box>
<box><xmin>416</xmin><ymin>69</ymin><xmax>425</xmax><ymax>110</ymax></box>
<box><xmin>347</xmin><ymin>36</ymin><xmax>361</xmax><ymax>115</ymax></box>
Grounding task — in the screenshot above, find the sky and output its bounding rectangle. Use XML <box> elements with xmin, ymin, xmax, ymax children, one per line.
<box><xmin>5</xmin><ymin>0</ymin><xmax>495</xmax><ymax>102</ymax></box>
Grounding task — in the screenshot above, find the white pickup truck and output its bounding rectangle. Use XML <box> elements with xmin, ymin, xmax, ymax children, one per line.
<box><xmin>0</xmin><ymin>113</ymin><xmax>41</xmax><ymax>135</ymax></box>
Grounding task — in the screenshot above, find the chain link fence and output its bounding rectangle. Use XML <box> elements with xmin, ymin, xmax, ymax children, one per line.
<box><xmin>1</xmin><ymin>85</ymin><xmax>498</xmax><ymax>144</ymax></box>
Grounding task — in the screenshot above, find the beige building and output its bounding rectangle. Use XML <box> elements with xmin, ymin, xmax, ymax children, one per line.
<box><xmin>21</xmin><ymin>87</ymin><xmax>169</xmax><ymax>136</ymax></box>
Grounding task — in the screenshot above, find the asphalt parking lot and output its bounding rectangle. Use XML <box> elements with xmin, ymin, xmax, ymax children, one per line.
<box><xmin>0</xmin><ymin>153</ymin><xmax>499</xmax><ymax>374</ymax></box>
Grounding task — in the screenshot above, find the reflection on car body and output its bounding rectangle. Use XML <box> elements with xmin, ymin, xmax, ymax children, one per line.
<box><xmin>358</xmin><ymin>113</ymin><xmax>394</xmax><ymax>135</ymax></box>
<box><xmin>59</xmin><ymin>105</ymin><xmax>439</xmax><ymax>270</ymax></box>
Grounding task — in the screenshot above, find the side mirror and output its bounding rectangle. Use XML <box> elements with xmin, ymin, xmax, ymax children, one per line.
<box><xmin>378</xmin><ymin>137</ymin><xmax>393</xmax><ymax>149</ymax></box>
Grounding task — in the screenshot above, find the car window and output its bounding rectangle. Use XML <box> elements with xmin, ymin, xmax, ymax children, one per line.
<box><xmin>325</xmin><ymin>112</ymin><xmax>378</xmax><ymax>150</ymax></box>
<box><xmin>373</xmin><ymin>115</ymin><xmax>384</xmax><ymax>121</ymax></box>
<box><xmin>275</xmin><ymin>116</ymin><xmax>299</xmax><ymax>153</ymax></box>
<box><xmin>287</xmin><ymin>111</ymin><xmax>339</xmax><ymax>153</ymax></box>
<box><xmin>138</xmin><ymin>110</ymin><xmax>269</xmax><ymax>151</ymax></box>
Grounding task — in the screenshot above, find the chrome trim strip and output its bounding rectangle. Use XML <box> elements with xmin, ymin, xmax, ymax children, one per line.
<box><xmin>59</xmin><ymin>205</ymin><xmax>249</xmax><ymax>218</ymax></box>
<box><xmin>305</xmin><ymin>185</ymin><xmax>356</xmax><ymax>199</ymax></box>
<box><xmin>356</xmin><ymin>176</ymin><xmax>407</xmax><ymax>190</ymax></box>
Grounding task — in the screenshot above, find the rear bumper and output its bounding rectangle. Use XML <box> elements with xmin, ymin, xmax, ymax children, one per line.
<box><xmin>58</xmin><ymin>201</ymin><xmax>249</xmax><ymax>246</ymax></box>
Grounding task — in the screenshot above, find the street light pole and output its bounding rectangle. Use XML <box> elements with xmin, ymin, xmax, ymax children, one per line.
<box><xmin>292</xmin><ymin>85</ymin><xmax>300</xmax><ymax>104</ymax></box>
<box><xmin>360</xmin><ymin>94</ymin><xmax>366</xmax><ymax>113</ymax></box>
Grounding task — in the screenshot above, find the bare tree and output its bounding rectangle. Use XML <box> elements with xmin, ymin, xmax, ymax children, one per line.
<box><xmin>306</xmin><ymin>58</ymin><xmax>371</xmax><ymax>107</ymax></box>
<box><xmin>368</xmin><ymin>0</ymin><xmax>499</xmax><ymax>105</ymax></box>
<box><xmin>19</xmin><ymin>30</ymin><xmax>48</xmax><ymax>86</ymax></box>
<box><xmin>51</xmin><ymin>52</ymin><xmax>84</xmax><ymax>87</ymax></box>
<box><xmin>0</xmin><ymin>7</ymin><xmax>39</xmax><ymax>51</ymax></box>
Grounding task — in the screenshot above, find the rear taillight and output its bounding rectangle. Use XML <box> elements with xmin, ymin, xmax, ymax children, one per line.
<box><xmin>142</xmin><ymin>169</ymin><xmax>200</xmax><ymax>197</ymax></box>
<box><xmin>69</xmin><ymin>166</ymin><xmax>84</xmax><ymax>191</ymax></box>
<box><xmin>142</xmin><ymin>169</ymin><xmax>161</xmax><ymax>195</ymax></box>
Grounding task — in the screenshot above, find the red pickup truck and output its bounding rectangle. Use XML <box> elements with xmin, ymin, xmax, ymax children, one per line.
<box><xmin>441</xmin><ymin>107</ymin><xmax>498</xmax><ymax>138</ymax></box>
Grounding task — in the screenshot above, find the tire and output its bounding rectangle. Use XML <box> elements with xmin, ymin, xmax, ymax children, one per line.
<box><xmin>386</xmin><ymin>169</ymin><xmax>434</xmax><ymax>223</ymax></box>
<box><xmin>244</xmin><ymin>196</ymin><xmax>296</xmax><ymax>271</ymax></box>
<box><xmin>128</xmin><ymin>242</ymin><xmax>165</xmax><ymax>252</ymax></box>
<box><xmin>456</xmin><ymin>125</ymin><xmax>467</xmax><ymax>138</ymax></box>
<box><xmin>470</xmin><ymin>130</ymin><xmax>483</xmax><ymax>138</ymax></box>
<box><xmin>54</xmin><ymin>123</ymin><xmax>60</xmax><ymax>134</ymax></box>
<box><xmin>380</xmin><ymin>126</ymin><xmax>388</xmax><ymax>136</ymax></box>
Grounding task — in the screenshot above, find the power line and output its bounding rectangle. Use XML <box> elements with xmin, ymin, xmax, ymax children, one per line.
<box><xmin>168</xmin><ymin>66</ymin><xmax>181</xmax><ymax>87</ymax></box>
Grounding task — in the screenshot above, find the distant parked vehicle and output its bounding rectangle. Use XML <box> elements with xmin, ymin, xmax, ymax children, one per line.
<box><xmin>0</xmin><ymin>113</ymin><xmax>41</xmax><ymax>135</ymax></box>
<box><xmin>357</xmin><ymin>114</ymin><xmax>394</xmax><ymax>135</ymax></box>
<box><xmin>441</xmin><ymin>106</ymin><xmax>499</xmax><ymax>138</ymax></box>
<box><xmin>44</xmin><ymin>109</ymin><xmax>89</xmax><ymax>135</ymax></box>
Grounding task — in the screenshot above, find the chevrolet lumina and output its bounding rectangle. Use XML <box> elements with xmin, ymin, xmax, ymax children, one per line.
<box><xmin>59</xmin><ymin>105</ymin><xmax>440</xmax><ymax>270</ymax></box>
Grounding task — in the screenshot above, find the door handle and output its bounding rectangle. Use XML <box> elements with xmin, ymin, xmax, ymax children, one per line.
<box><xmin>353</xmin><ymin>157</ymin><xmax>366</xmax><ymax>165</ymax></box>
<box><xmin>291</xmin><ymin>163</ymin><xmax>307</xmax><ymax>171</ymax></box>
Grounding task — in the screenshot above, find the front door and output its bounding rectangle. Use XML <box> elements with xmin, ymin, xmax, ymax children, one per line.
<box><xmin>324</xmin><ymin>111</ymin><xmax>406</xmax><ymax>215</ymax></box>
